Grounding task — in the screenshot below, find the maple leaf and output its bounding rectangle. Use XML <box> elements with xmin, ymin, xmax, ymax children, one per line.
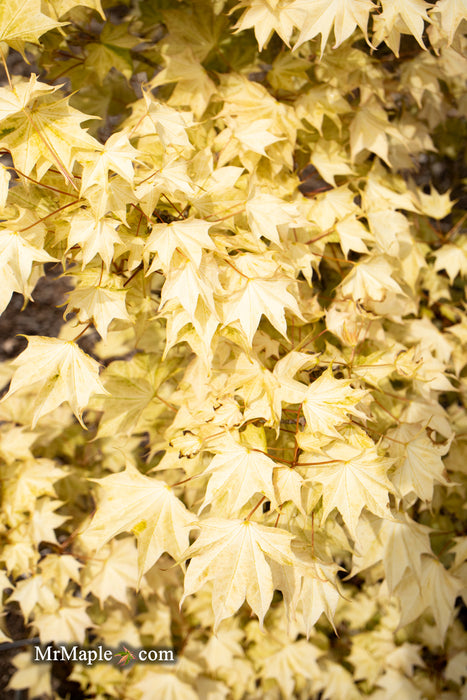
<box><xmin>320</xmin><ymin>661</ymin><xmax>362</xmax><ymax>700</ymax></box>
<box><xmin>311</xmin><ymin>140</ymin><xmax>353</xmax><ymax>186</ymax></box>
<box><xmin>274</xmin><ymin>350</ymin><xmax>319</xmax><ymax>401</ymax></box>
<box><xmin>0</xmin><ymin>76</ymin><xmax>97</xmax><ymax>178</ymax></box>
<box><xmin>335</xmin><ymin>215</ymin><xmax>372</xmax><ymax>257</ymax></box>
<box><xmin>151</xmin><ymin>46</ymin><xmax>216</xmax><ymax>119</ymax></box>
<box><xmin>224</xmin><ymin>353</ymin><xmax>283</xmax><ymax>427</ymax></box>
<box><xmin>445</xmin><ymin>650</ymin><xmax>467</xmax><ymax>685</ymax></box>
<box><xmin>0</xmin><ymin>0</ymin><xmax>62</xmax><ymax>55</ymax></box>
<box><xmin>0</xmin><ymin>1</ymin><xmax>465</xmax><ymax>694</ymax></box>
<box><xmin>431</xmin><ymin>0</ymin><xmax>467</xmax><ymax>44</ymax></box>
<box><xmin>433</xmin><ymin>238</ymin><xmax>467</xmax><ymax>283</ymax></box>
<box><xmin>2</xmin><ymin>458</ymin><xmax>66</xmax><ymax>523</ymax></box>
<box><xmin>413</xmin><ymin>185</ymin><xmax>453</xmax><ymax>219</ymax></box>
<box><xmin>0</xmin><ymin>425</ymin><xmax>36</xmax><ymax>464</ymax></box>
<box><xmin>81</xmin><ymin>463</ymin><xmax>194</xmax><ymax>582</ymax></box>
<box><xmin>84</xmin><ymin>40</ymin><xmax>133</xmax><ymax>84</ymax></box>
<box><xmin>81</xmin><ymin>538</ymin><xmax>138</xmax><ymax>607</ymax></box>
<box><xmin>199</xmin><ymin>433</ymin><xmax>278</xmax><ymax>515</ymax></box>
<box><xmin>263</xmin><ymin>639</ymin><xmax>322</xmax><ymax>697</ymax></box>
<box><xmin>373</xmin><ymin>0</ymin><xmax>432</xmax><ymax>54</ymax></box>
<box><xmin>0</xmin><ymin>74</ymin><xmax>55</xmax><ymax>120</ymax></box>
<box><xmin>222</xmin><ymin>273</ymin><xmax>303</xmax><ymax>345</ymax></box>
<box><xmin>371</xmin><ymin>670</ymin><xmax>423</xmax><ymax>700</ymax></box>
<box><xmin>94</xmin><ymin>353</ymin><xmax>178</xmax><ymax>438</ymax></box>
<box><xmin>273</xmin><ymin>465</ymin><xmax>305</xmax><ymax>513</ymax></box>
<box><xmin>268</xmin><ymin>51</ymin><xmax>311</xmax><ymax>91</ymax></box>
<box><xmin>145</xmin><ymin>218</ymin><xmax>215</xmax><ymax>271</ymax></box>
<box><xmin>79</xmin><ymin>132</ymin><xmax>139</xmax><ymax>195</ymax></box>
<box><xmin>232</xmin><ymin>118</ymin><xmax>283</xmax><ymax>157</ymax></box>
<box><xmin>197</xmin><ymin>620</ymin><xmax>244</xmax><ymax>672</ymax></box>
<box><xmin>33</xmin><ymin>596</ymin><xmax>93</xmax><ymax>644</ymax></box>
<box><xmin>40</xmin><ymin>554</ymin><xmax>81</xmax><ymax>596</ymax></box>
<box><xmin>386</xmin><ymin>643</ymin><xmax>425</xmax><ymax>677</ymax></box>
<box><xmin>233</xmin><ymin>0</ymin><xmax>301</xmax><ymax>51</ymax></box>
<box><xmin>136</xmin><ymin>159</ymin><xmax>195</xmax><ymax>215</ymax></box>
<box><xmin>190</xmin><ymin>163</ymin><xmax>244</xmax><ymax>219</ymax></box>
<box><xmin>387</xmin><ymin>423</ymin><xmax>450</xmax><ymax>501</ymax></box>
<box><xmin>245</xmin><ymin>190</ymin><xmax>303</xmax><ymax>245</ymax></box>
<box><xmin>1</xmin><ymin>336</ymin><xmax>107</xmax><ymax>428</ymax></box>
<box><xmin>159</xmin><ymin>256</ymin><xmax>218</xmax><ymax>322</ymax></box>
<box><xmin>142</xmin><ymin>94</ymin><xmax>193</xmax><ymax>148</ymax></box>
<box><xmin>351</xmin><ymin>512</ymin><xmax>432</xmax><ymax>591</ymax></box>
<box><xmin>394</xmin><ymin>555</ymin><xmax>462</xmax><ymax>641</ymax></box>
<box><xmin>294</xmin><ymin>0</ymin><xmax>374</xmax><ymax>54</ymax></box>
<box><xmin>8</xmin><ymin>574</ymin><xmax>56</xmax><ymax>619</ymax></box>
<box><xmin>350</xmin><ymin>99</ymin><xmax>395</xmax><ymax>165</ymax></box>
<box><xmin>115</xmin><ymin>646</ymin><xmax>136</xmax><ymax>666</ymax></box>
<box><xmin>30</xmin><ymin>498</ymin><xmax>68</xmax><ymax>545</ymax></box>
<box><xmin>8</xmin><ymin>651</ymin><xmax>51</xmax><ymax>698</ymax></box>
<box><xmin>0</xmin><ymin>227</ymin><xmax>56</xmax><ymax>313</ymax></box>
<box><xmin>303</xmin><ymin>442</ymin><xmax>394</xmax><ymax>538</ymax></box>
<box><xmin>67</xmin><ymin>211</ymin><xmax>123</xmax><ymax>270</ymax></box>
<box><xmin>45</xmin><ymin>0</ymin><xmax>105</xmax><ymax>19</ymax></box>
<box><xmin>293</xmin><ymin>555</ymin><xmax>342</xmax><ymax>634</ymax></box>
<box><xmin>301</xmin><ymin>366</ymin><xmax>367</xmax><ymax>438</ymax></box>
<box><xmin>181</xmin><ymin>518</ymin><xmax>298</xmax><ymax>630</ymax></box>
<box><xmin>309</xmin><ymin>184</ymin><xmax>357</xmax><ymax>230</ymax></box>
<box><xmin>340</xmin><ymin>255</ymin><xmax>404</xmax><ymax>305</ymax></box>
<box><xmin>64</xmin><ymin>284</ymin><xmax>130</xmax><ymax>340</ymax></box>
<box><xmin>134</xmin><ymin>670</ymin><xmax>199</xmax><ymax>700</ymax></box>
<box><xmin>296</xmin><ymin>85</ymin><xmax>351</xmax><ymax>135</ymax></box>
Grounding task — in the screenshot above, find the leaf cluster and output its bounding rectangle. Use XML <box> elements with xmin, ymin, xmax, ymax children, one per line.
<box><xmin>0</xmin><ymin>1</ymin><xmax>466</xmax><ymax>698</ymax></box>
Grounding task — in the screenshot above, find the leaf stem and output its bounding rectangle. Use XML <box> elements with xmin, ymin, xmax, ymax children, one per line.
<box><xmin>8</xmin><ymin>165</ymin><xmax>77</xmax><ymax>196</ymax></box>
<box><xmin>249</xmin><ymin>447</ymin><xmax>293</xmax><ymax>466</ymax></box>
<box><xmin>245</xmin><ymin>495</ymin><xmax>266</xmax><ymax>521</ymax></box>
<box><xmin>206</xmin><ymin>206</ymin><xmax>246</xmax><ymax>222</ymax></box>
<box><xmin>73</xmin><ymin>321</ymin><xmax>93</xmax><ymax>341</ymax></box>
<box><xmin>18</xmin><ymin>200</ymin><xmax>80</xmax><ymax>232</ymax></box>
<box><xmin>223</xmin><ymin>257</ymin><xmax>249</xmax><ymax>279</ymax></box>
<box><xmin>372</xmin><ymin>396</ymin><xmax>401</xmax><ymax>424</ymax></box>
<box><xmin>292</xmin><ymin>403</ymin><xmax>303</xmax><ymax>466</ymax></box>
<box><xmin>293</xmin><ymin>327</ymin><xmax>328</xmax><ymax>352</ymax></box>
<box><xmin>0</xmin><ymin>47</ymin><xmax>12</xmax><ymax>90</ymax></box>
<box><xmin>154</xmin><ymin>392</ymin><xmax>177</xmax><ymax>412</ymax></box>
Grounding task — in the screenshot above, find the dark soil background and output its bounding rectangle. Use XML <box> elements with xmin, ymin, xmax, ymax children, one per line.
<box><xmin>0</xmin><ymin>266</ymin><xmax>70</xmax><ymax>695</ymax></box>
<box><xmin>0</xmin><ymin>265</ymin><xmax>71</xmax><ymax>363</ymax></box>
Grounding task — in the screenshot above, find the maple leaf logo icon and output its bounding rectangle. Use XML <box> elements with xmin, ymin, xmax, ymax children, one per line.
<box><xmin>115</xmin><ymin>646</ymin><xmax>136</xmax><ymax>666</ymax></box>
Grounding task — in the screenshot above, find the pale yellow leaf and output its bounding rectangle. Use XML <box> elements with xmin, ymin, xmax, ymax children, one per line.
<box><xmin>294</xmin><ymin>0</ymin><xmax>374</xmax><ymax>54</ymax></box>
<box><xmin>0</xmin><ymin>0</ymin><xmax>62</xmax><ymax>54</ymax></box>
<box><xmin>200</xmin><ymin>434</ymin><xmax>278</xmax><ymax>515</ymax></box>
<box><xmin>387</xmin><ymin>423</ymin><xmax>449</xmax><ymax>501</ymax></box>
<box><xmin>181</xmin><ymin>518</ymin><xmax>298</xmax><ymax>631</ymax></box>
<box><xmin>301</xmin><ymin>366</ymin><xmax>367</xmax><ymax>438</ymax></box>
<box><xmin>145</xmin><ymin>218</ymin><xmax>215</xmax><ymax>271</ymax></box>
<box><xmin>34</xmin><ymin>596</ymin><xmax>93</xmax><ymax>644</ymax></box>
<box><xmin>222</xmin><ymin>275</ymin><xmax>302</xmax><ymax>345</ymax></box>
<box><xmin>67</xmin><ymin>211</ymin><xmax>122</xmax><ymax>270</ymax></box>
<box><xmin>304</xmin><ymin>442</ymin><xmax>394</xmax><ymax>538</ymax></box>
<box><xmin>82</xmin><ymin>538</ymin><xmax>139</xmax><ymax>607</ymax></box>
<box><xmin>1</xmin><ymin>337</ymin><xmax>106</xmax><ymax>428</ymax></box>
<box><xmin>64</xmin><ymin>285</ymin><xmax>130</xmax><ymax>340</ymax></box>
<box><xmin>81</xmin><ymin>463</ymin><xmax>194</xmax><ymax>581</ymax></box>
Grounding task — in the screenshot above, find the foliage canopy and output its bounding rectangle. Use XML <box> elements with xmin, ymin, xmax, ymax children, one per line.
<box><xmin>0</xmin><ymin>0</ymin><xmax>466</xmax><ymax>698</ymax></box>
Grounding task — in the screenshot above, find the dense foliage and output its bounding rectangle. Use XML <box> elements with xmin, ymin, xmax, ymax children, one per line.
<box><xmin>0</xmin><ymin>0</ymin><xmax>466</xmax><ymax>697</ymax></box>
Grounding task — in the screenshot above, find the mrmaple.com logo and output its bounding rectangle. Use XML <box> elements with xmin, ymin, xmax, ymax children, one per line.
<box><xmin>33</xmin><ymin>643</ymin><xmax>175</xmax><ymax>666</ymax></box>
